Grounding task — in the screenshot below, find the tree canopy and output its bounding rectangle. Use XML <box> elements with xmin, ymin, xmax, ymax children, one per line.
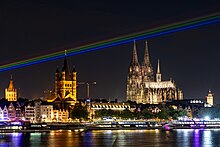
<box><xmin>71</xmin><ymin>103</ymin><xmax>88</xmax><ymax>121</ymax></box>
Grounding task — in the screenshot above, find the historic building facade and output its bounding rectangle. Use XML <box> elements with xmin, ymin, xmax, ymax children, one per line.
<box><xmin>5</xmin><ymin>76</ymin><xmax>17</xmax><ymax>101</ymax></box>
<box><xmin>206</xmin><ymin>90</ymin><xmax>214</xmax><ymax>107</ymax></box>
<box><xmin>126</xmin><ymin>41</ymin><xmax>183</xmax><ymax>104</ymax></box>
<box><xmin>47</xmin><ymin>55</ymin><xmax>77</xmax><ymax>103</ymax></box>
<box><xmin>45</xmin><ymin>54</ymin><xmax>77</xmax><ymax>115</ymax></box>
<box><xmin>55</xmin><ymin>56</ymin><xmax>77</xmax><ymax>101</ymax></box>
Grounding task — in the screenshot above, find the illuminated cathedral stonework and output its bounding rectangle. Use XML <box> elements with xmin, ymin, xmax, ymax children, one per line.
<box><xmin>126</xmin><ymin>41</ymin><xmax>183</xmax><ymax>104</ymax></box>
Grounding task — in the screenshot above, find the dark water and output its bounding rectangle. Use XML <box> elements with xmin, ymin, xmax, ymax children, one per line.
<box><xmin>0</xmin><ymin>129</ymin><xmax>220</xmax><ymax>147</ymax></box>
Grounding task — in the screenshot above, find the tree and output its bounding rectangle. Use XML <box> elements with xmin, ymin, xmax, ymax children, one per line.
<box><xmin>95</xmin><ymin>109</ymin><xmax>108</xmax><ymax>118</ymax></box>
<box><xmin>157</xmin><ymin>107</ymin><xmax>170</xmax><ymax>120</ymax></box>
<box><xmin>120</xmin><ymin>109</ymin><xmax>135</xmax><ymax>119</ymax></box>
<box><xmin>172</xmin><ymin>113</ymin><xmax>179</xmax><ymax>120</ymax></box>
<box><xmin>141</xmin><ymin>108</ymin><xmax>154</xmax><ymax>119</ymax></box>
<box><xmin>178</xmin><ymin>109</ymin><xmax>188</xmax><ymax>117</ymax></box>
<box><xmin>71</xmin><ymin>103</ymin><xmax>88</xmax><ymax>121</ymax></box>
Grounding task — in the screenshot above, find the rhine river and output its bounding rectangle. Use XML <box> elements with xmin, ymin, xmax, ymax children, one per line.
<box><xmin>0</xmin><ymin>129</ymin><xmax>220</xmax><ymax>147</ymax></box>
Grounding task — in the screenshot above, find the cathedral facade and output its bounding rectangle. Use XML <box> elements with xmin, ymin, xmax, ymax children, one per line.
<box><xmin>126</xmin><ymin>41</ymin><xmax>183</xmax><ymax>104</ymax></box>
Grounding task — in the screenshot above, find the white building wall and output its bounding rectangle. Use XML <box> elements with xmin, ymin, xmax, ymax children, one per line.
<box><xmin>40</xmin><ymin>105</ymin><xmax>53</xmax><ymax>122</ymax></box>
<box><xmin>25</xmin><ymin>105</ymin><xmax>35</xmax><ymax>123</ymax></box>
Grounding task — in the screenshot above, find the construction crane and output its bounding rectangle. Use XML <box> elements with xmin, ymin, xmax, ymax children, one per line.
<box><xmin>77</xmin><ymin>81</ymin><xmax>96</xmax><ymax>101</ymax></box>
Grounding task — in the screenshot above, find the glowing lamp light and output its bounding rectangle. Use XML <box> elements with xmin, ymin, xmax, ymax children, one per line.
<box><xmin>200</xmin><ymin>125</ymin><xmax>205</xmax><ymax>128</ymax></box>
<box><xmin>163</xmin><ymin>124</ymin><xmax>171</xmax><ymax>130</ymax></box>
<box><xmin>204</xmin><ymin>116</ymin><xmax>210</xmax><ymax>121</ymax></box>
<box><xmin>11</xmin><ymin>121</ymin><xmax>22</xmax><ymax>125</ymax></box>
<box><xmin>193</xmin><ymin>118</ymin><xmax>200</xmax><ymax>121</ymax></box>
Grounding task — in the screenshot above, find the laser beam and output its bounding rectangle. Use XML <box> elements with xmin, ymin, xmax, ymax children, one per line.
<box><xmin>0</xmin><ymin>12</ymin><xmax>220</xmax><ymax>72</ymax></box>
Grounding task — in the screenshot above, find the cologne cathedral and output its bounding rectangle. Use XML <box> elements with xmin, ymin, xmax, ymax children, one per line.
<box><xmin>126</xmin><ymin>41</ymin><xmax>183</xmax><ymax>104</ymax></box>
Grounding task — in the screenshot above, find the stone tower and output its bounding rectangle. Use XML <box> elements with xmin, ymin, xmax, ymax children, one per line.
<box><xmin>126</xmin><ymin>41</ymin><xmax>143</xmax><ymax>103</ymax></box>
<box><xmin>5</xmin><ymin>75</ymin><xmax>17</xmax><ymax>101</ymax></box>
<box><xmin>141</xmin><ymin>41</ymin><xmax>154</xmax><ymax>82</ymax></box>
<box><xmin>55</xmin><ymin>55</ymin><xmax>77</xmax><ymax>101</ymax></box>
<box><xmin>206</xmin><ymin>90</ymin><xmax>214</xmax><ymax>106</ymax></box>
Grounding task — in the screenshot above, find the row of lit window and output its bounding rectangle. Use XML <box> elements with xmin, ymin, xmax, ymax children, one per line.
<box><xmin>176</xmin><ymin>122</ymin><xmax>194</xmax><ymax>124</ymax></box>
<box><xmin>64</xmin><ymin>83</ymin><xmax>76</xmax><ymax>87</ymax></box>
<box><xmin>92</xmin><ymin>105</ymin><xmax>129</xmax><ymax>108</ymax></box>
<box><xmin>6</xmin><ymin>94</ymin><xmax>16</xmax><ymax>97</ymax></box>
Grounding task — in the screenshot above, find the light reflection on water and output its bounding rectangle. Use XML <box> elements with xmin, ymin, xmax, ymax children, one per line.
<box><xmin>203</xmin><ymin>130</ymin><xmax>212</xmax><ymax>147</ymax></box>
<box><xmin>0</xmin><ymin>129</ymin><xmax>220</xmax><ymax>146</ymax></box>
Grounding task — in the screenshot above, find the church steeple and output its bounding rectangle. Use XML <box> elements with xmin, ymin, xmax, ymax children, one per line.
<box><xmin>8</xmin><ymin>74</ymin><xmax>14</xmax><ymax>90</ymax></box>
<box><xmin>130</xmin><ymin>40</ymin><xmax>140</xmax><ymax>66</ymax></box>
<box><xmin>157</xmin><ymin>59</ymin><xmax>160</xmax><ymax>74</ymax></box>
<box><xmin>142</xmin><ymin>41</ymin><xmax>151</xmax><ymax>66</ymax></box>
<box><xmin>127</xmin><ymin>40</ymin><xmax>142</xmax><ymax>103</ymax></box>
<box><xmin>53</xmin><ymin>50</ymin><xmax>77</xmax><ymax>102</ymax></box>
<box><xmin>62</xmin><ymin>51</ymin><xmax>71</xmax><ymax>81</ymax></box>
<box><xmin>156</xmin><ymin>59</ymin><xmax>161</xmax><ymax>82</ymax></box>
<box><xmin>142</xmin><ymin>41</ymin><xmax>154</xmax><ymax>81</ymax></box>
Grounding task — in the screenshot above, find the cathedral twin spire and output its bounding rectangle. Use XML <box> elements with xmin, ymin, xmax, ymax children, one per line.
<box><xmin>127</xmin><ymin>41</ymin><xmax>183</xmax><ymax>103</ymax></box>
<box><xmin>130</xmin><ymin>40</ymin><xmax>155</xmax><ymax>81</ymax></box>
<box><xmin>131</xmin><ymin>41</ymin><xmax>152</xmax><ymax>66</ymax></box>
<box><xmin>142</xmin><ymin>41</ymin><xmax>151</xmax><ymax>67</ymax></box>
<box><xmin>131</xmin><ymin>41</ymin><xmax>140</xmax><ymax>67</ymax></box>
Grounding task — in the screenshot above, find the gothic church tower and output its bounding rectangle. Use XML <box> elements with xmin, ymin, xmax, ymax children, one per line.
<box><xmin>55</xmin><ymin>55</ymin><xmax>77</xmax><ymax>101</ymax></box>
<box><xmin>141</xmin><ymin>41</ymin><xmax>154</xmax><ymax>82</ymax></box>
<box><xmin>126</xmin><ymin>41</ymin><xmax>142</xmax><ymax>103</ymax></box>
<box><xmin>5</xmin><ymin>75</ymin><xmax>17</xmax><ymax>101</ymax></box>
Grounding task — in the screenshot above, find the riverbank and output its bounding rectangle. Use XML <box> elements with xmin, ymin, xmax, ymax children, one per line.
<box><xmin>0</xmin><ymin>126</ymin><xmax>162</xmax><ymax>133</ymax></box>
<box><xmin>2</xmin><ymin>126</ymin><xmax>220</xmax><ymax>133</ymax></box>
<box><xmin>0</xmin><ymin>129</ymin><xmax>51</xmax><ymax>133</ymax></box>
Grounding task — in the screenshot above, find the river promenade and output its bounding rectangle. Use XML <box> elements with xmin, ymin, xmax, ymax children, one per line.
<box><xmin>2</xmin><ymin>118</ymin><xmax>220</xmax><ymax>133</ymax></box>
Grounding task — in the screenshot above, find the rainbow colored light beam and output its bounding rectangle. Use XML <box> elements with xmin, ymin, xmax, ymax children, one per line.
<box><xmin>1</xmin><ymin>12</ymin><xmax>220</xmax><ymax>72</ymax></box>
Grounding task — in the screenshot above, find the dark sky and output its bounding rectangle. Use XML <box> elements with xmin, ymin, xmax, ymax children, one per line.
<box><xmin>1</xmin><ymin>1</ymin><xmax>220</xmax><ymax>103</ymax></box>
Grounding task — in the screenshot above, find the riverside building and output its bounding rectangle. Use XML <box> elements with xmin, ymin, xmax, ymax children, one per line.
<box><xmin>5</xmin><ymin>76</ymin><xmax>17</xmax><ymax>101</ymax></box>
<box><xmin>205</xmin><ymin>90</ymin><xmax>214</xmax><ymax>107</ymax></box>
<box><xmin>126</xmin><ymin>41</ymin><xmax>183</xmax><ymax>104</ymax></box>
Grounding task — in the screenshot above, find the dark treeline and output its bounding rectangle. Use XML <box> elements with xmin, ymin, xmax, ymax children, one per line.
<box><xmin>94</xmin><ymin>106</ymin><xmax>188</xmax><ymax>120</ymax></box>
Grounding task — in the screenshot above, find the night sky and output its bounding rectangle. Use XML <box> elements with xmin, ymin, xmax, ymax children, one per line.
<box><xmin>1</xmin><ymin>1</ymin><xmax>220</xmax><ymax>103</ymax></box>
